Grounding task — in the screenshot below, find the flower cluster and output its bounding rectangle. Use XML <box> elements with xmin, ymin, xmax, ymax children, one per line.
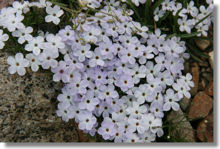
<box><xmin>0</xmin><ymin>0</ymin><xmax>212</xmax><ymax>143</ymax></box>
<box><xmin>153</xmin><ymin>0</ymin><xmax>213</xmax><ymax>36</ymax></box>
<box><xmin>121</xmin><ymin>0</ymin><xmax>213</xmax><ymax>36</ymax></box>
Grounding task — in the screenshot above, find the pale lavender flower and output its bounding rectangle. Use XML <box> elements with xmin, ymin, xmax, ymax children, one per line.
<box><xmin>173</xmin><ymin>78</ymin><xmax>191</xmax><ymax>99</ymax></box>
<box><xmin>150</xmin><ymin>103</ymin><xmax>164</xmax><ymax>118</ymax></box>
<box><xmin>78</xmin><ymin>90</ymin><xmax>100</xmax><ymax>111</ymax></box>
<box><xmin>128</xmin><ymin>118</ymin><xmax>146</xmax><ymax>134</ymax></box>
<box><xmin>52</xmin><ymin>61</ymin><xmax>70</xmax><ymax>83</ymax></box>
<box><xmin>98</xmin><ymin>84</ymin><xmax>119</xmax><ymax>101</ymax></box>
<box><xmin>26</xmin><ymin>53</ymin><xmax>41</xmax><ymax>72</ymax></box>
<box><xmin>89</xmin><ymin>48</ymin><xmax>105</xmax><ymax>67</ymax></box>
<box><xmin>74</xmin><ymin>44</ymin><xmax>93</xmax><ymax>62</ymax></box>
<box><xmin>116</xmin><ymin>74</ymin><xmax>134</xmax><ymax>92</ymax></box>
<box><xmin>126</xmin><ymin>102</ymin><xmax>147</xmax><ymax>119</ymax></box>
<box><xmin>7</xmin><ymin>53</ymin><xmax>29</xmax><ymax>76</ymax></box>
<box><xmin>58</xmin><ymin>25</ymin><xmax>75</xmax><ymax>42</ymax></box>
<box><xmin>78</xmin><ymin>112</ymin><xmax>97</xmax><ymax>131</ymax></box>
<box><xmin>142</xmin><ymin>113</ymin><xmax>162</xmax><ymax>133</ymax></box>
<box><xmin>98</xmin><ymin>120</ymin><xmax>116</xmax><ymax>140</ymax></box>
<box><xmin>25</xmin><ymin>36</ymin><xmax>44</xmax><ymax>55</ymax></box>
<box><xmin>12</xmin><ymin>26</ymin><xmax>33</xmax><ymax>44</ymax></box>
<box><xmin>134</xmin><ymin>84</ymin><xmax>149</xmax><ymax>104</ymax></box>
<box><xmin>163</xmin><ymin>89</ymin><xmax>181</xmax><ymax>111</ymax></box>
<box><xmin>56</xmin><ymin>102</ymin><xmax>75</xmax><ymax>122</ymax></box>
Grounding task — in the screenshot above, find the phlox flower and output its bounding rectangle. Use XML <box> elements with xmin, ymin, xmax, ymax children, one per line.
<box><xmin>7</xmin><ymin>53</ymin><xmax>29</xmax><ymax>76</ymax></box>
<box><xmin>25</xmin><ymin>36</ymin><xmax>44</xmax><ymax>55</ymax></box>
<box><xmin>45</xmin><ymin>5</ymin><xmax>63</xmax><ymax>25</ymax></box>
<box><xmin>78</xmin><ymin>112</ymin><xmax>97</xmax><ymax>131</ymax></box>
<box><xmin>163</xmin><ymin>89</ymin><xmax>181</xmax><ymax>111</ymax></box>
<box><xmin>12</xmin><ymin>26</ymin><xmax>33</xmax><ymax>44</ymax></box>
<box><xmin>25</xmin><ymin>53</ymin><xmax>41</xmax><ymax>72</ymax></box>
<box><xmin>0</xmin><ymin>29</ymin><xmax>9</xmax><ymax>49</ymax></box>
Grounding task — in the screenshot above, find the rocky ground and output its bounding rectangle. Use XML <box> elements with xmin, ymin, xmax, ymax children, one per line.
<box><xmin>166</xmin><ymin>38</ymin><xmax>214</xmax><ymax>142</ymax></box>
<box><xmin>0</xmin><ymin>52</ymin><xmax>89</xmax><ymax>142</ymax></box>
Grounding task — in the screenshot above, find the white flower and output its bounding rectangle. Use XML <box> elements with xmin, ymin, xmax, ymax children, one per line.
<box><xmin>124</xmin><ymin>132</ymin><xmax>141</xmax><ymax>143</ymax></box>
<box><xmin>25</xmin><ymin>36</ymin><xmax>44</xmax><ymax>55</ymax></box>
<box><xmin>78</xmin><ymin>112</ymin><xmax>97</xmax><ymax>131</ymax></box>
<box><xmin>12</xmin><ymin>26</ymin><xmax>33</xmax><ymax>44</ymax></box>
<box><xmin>206</xmin><ymin>0</ymin><xmax>213</xmax><ymax>4</ymax></box>
<box><xmin>7</xmin><ymin>53</ymin><xmax>29</xmax><ymax>76</ymax></box>
<box><xmin>79</xmin><ymin>0</ymin><xmax>101</xmax><ymax>9</ymax></box>
<box><xmin>131</xmin><ymin>0</ymin><xmax>146</xmax><ymax>7</ymax></box>
<box><xmin>187</xmin><ymin>1</ymin><xmax>198</xmax><ymax>17</ymax></box>
<box><xmin>142</xmin><ymin>113</ymin><xmax>162</xmax><ymax>133</ymax></box>
<box><xmin>45</xmin><ymin>5</ymin><xmax>64</xmax><ymax>25</ymax></box>
<box><xmin>134</xmin><ymin>84</ymin><xmax>149</xmax><ymax>104</ymax></box>
<box><xmin>5</xmin><ymin>14</ymin><xmax>25</xmax><ymax>32</ymax></box>
<box><xmin>98</xmin><ymin>84</ymin><xmax>119</xmax><ymax>101</ymax></box>
<box><xmin>172</xmin><ymin>79</ymin><xmax>192</xmax><ymax>99</ymax></box>
<box><xmin>163</xmin><ymin>89</ymin><xmax>180</xmax><ymax>111</ymax></box>
<box><xmin>79</xmin><ymin>91</ymin><xmax>100</xmax><ymax>111</ymax></box>
<box><xmin>26</xmin><ymin>53</ymin><xmax>41</xmax><ymax>72</ymax></box>
<box><xmin>178</xmin><ymin>16</ymin><xmax>195</xmax><ymax>33</ymax></box>
<box><xmin>29</xmin><ymin>0</ymin><xmax>47</xmax><ymax>8</ymax></box>
<box><xmin>154</xmin><ymin>7</ymin><xmax>166</xmax><ymax>22</ymax></box>
<box><xmin>130</xmin><ymin>65</ymin><xmax>147</xmax><ymax>84</ymax></box>
<box><xmin>180</xmin><ymin>73</ymin><xmax>194</xmax><ymax>88</ymax></box>
<box><xmin>38</xmin><ymin>49</ymin><xmax>59</xmax><ymax>69</ymax></box>
<box><xmin>139</xmin><ymin>130</ymin><xmax>156</xmax><ymax>143</ymax></box>
<box><xmin>56</xmin><ymin>102</ymin><xmax>75</xmax><ymax>122</ymax></box>
<box><xmin>44</xmin><ymin>33</ymin><xmax>65</xmax><ymax>50</ymax></box>
<box><xmin>126</xmin><ymin>102</ymin><xmax>147</xmax><ymax>118</ymax></box>
<box><xmin>73</xmin><ymin>44</ymin><xmax>93</xmax><ymax>62</ymax></box>
<box><xmin>128</xmin><ymin>118</ymin><xmax>146</xmax><ymax>134</ymax></box>
<box><xmin>12</xmin><ymin>1</ymin><xmax>29</xmax><ymax>14</ymax></box>
<box><xmin>0</xmin><ymin>30</ymin><xmax>9</xmax><ymax>49</ymax></box>
<box><xmin>82</xmin><ymin>25</ymin><xmax>101</xmax><ymax>43</ymax></box>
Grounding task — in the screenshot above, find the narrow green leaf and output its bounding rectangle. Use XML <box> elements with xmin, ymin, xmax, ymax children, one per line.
<box><xmin>145</xmin><ymin>0</ymin><xmax>151</xmax><ymax>25</ymax></box>
<box><xmin>152</xmin><ymin>0</ymin><xmax>163</xmax><ymax>10</ymax></box>
<box><xmin>158</xmin><ymin>11</ymin><xmax>170</xmax><ymax>24</ymax></box>
<box><xmin>126</xmin><ymin>0</ymin><xmax>141</xmax><ymax>21</ymax></box>
<box><xmin>166</xmin><ymin>32</ymin><xmax>201</xmax><ymax>40</ymax></box>
<box><xmin>188</xmin><ymin>52</ymin><xmax>203</xmax><ymax>63</ymax></box>
<box><xmin>178</xmin><ymin>32</ymin><xmax>201</xmax><ymax>38</ymax></box>
<box><xmin>195</xmin><ymin>12</ymin><xmax>212</xmax><ymax>26</ymax></box>
<box><xmin>50</xmin><ymin>0</ymin><xmax>68</xmax><ymax>7</ymax></box>
<box><xmin>182</xmin><ymin>0</ymin><xmax>187</xmax><ymax>8</ymax></box>
<box><xmin>173</xmin><ymin>8</ymin><xmax>183</xmax><ymax>33</ymax></box>
<box><xmin>186</xmin><ymin>43</ymin><xmax>210</xmax><ymax>58</ymax></box>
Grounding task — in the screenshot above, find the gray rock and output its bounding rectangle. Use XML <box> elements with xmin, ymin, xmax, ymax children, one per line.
<box><xmin>167</xmin><ymin>109</ymin><xmax>195</xmax><ymax>142</ymax></box>
<box><xmin>0</xmin><ymin>52</ymin><xmax>80</xmax><ymax>142</ymax></box>
<box><xmin>195</xmin><ymin>40</ymin><xmax>210</xmax><ymax>51</ymax></box>
<box><xmin>179</xmin><ymin>96</ymin><xmax>191</xmax><ymax>111</ymax></box>
<box><xmin>209</xmin><ymin>51</ymin><xmax>214</xmax><ymax>69</ymax></box>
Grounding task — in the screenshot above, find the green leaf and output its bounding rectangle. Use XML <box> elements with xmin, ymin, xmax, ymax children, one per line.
<box><xmin>158</xmin><ymin>11</ymin><xmax>170</xmax><ymax>24</ymax></box>
<box><xmin>195</xmin><ymin>12</ymin><xmax>212</xmax><ymax>26</ymax></box>
<box><xmin>186</xmin><ymin>43</ymin><xmax>210</xmax><ymax>58</ymax></box>
<box><xmin>188</xmin><ymin>52</ymin><xmax>203</xmax><ymax>63</ymax></box>
<box><xmin>166</xmin><ymin>32</ymin><xmax>201</xmax><ymax>40</ymax></box>
<box><xmin>173</xmin><ymin>8</ymin><xmax>183</xmax><ymax>33</ymax></box>
<box><xmin>144</xmin><ymin>0</ymin><xmax>151</xmax><ymax>25</ymax></box>
<box><xmin>178</xmin><ymin>32</ymin><xmax>202</xmax><ymax>38</ymax></box>
<box><xmin>126</xmin><ymin>0</ymin><xmax>141</xmax><ymax>21</ymax></box>
<box><xmin>152</xmin><ymin>0</ymin><xmax>163</xmax><ymax>10</ymax></box>
<box><xmin>50</xmin><ymin>0</ymin><xmax>68</xmax><ymax>7</ymax></box>
<box><xmin>182</xmin><ymin>0</ymin><xmax>187</xmax><ymax>8</ymax></box>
